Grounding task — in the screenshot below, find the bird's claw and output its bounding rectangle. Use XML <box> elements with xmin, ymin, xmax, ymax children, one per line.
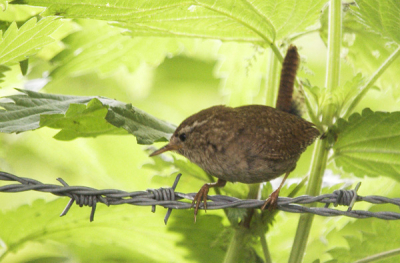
<box><xmin>191</xmin><ymin>185</ymin><xmax>210</xmax><ymax>222</ymax></box>
<box><xmin>261</xmin><ymin>189</ymin><xmax>280</xmax><ymax>211</ymax></box>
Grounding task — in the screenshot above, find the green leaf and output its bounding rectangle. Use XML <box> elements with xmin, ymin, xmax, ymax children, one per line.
<box><xmin>50</xmin><ymin>19</ymin><xmax>193</xmax><ymax>78</ymax></box>
<box><xmin>40</xmin><ymin>98</ymin><xmax>128</xmax><ymax>140</ymax></box>
<box><xmin>12</xmin><ymin>0</ymin><xmax>327</xmax><ymax>43</ymax></box>
<box><xmin>0</xmin><ymin>65</ymin><xmax>11</xmax><ymax>83</ymax></box>
<box><xmin>352</xmin><ymin>0</ymin><xmax>400</xmax><ymax>44</ymax></box>
<box><xmin>19</xmin><ymin>58</ymin><xmax>28</xmax><ymax>75</ymax></box>
<box><xmin>215</xmin><ymin>42</ymin><xmax>269</xmax><ymax>105</ymax></box>
<box><xmin>0</xmin><ymin>198</ymin><xmax>225</xmax><ymax>262</ymax></box>
<box><xmin>0</xmin><ymin>0</ymin><xmax>7</xmax><ymax>11</ymax></box>
<box><xmin>328</xmin><ymin>219</ymin><xmax>400</xmax><ymax>262</ymax></box>
<box><xmin>320</xmin><ymin>5</ymin><xmax>400</xmax><ymax>98</ymax></box>
<box><xmin>315</xmin><ymin>73</ymin><xmax>367</xmax><ymax>118</ymax></box>
<box><xmin>167</xmin><ymin>211</ymin><xmax>227</xmax><ymax>262</ymax></box>
<box><xmin>105</xmin><ymin>100</ymin><xmax>176</xmax><ymax>144</ymax></box>
<box><xmin>0</xmin><ymin>89</ymin><xmax>176</xmax><ymax>144</ymax></box>
<box><xmin>0</xmin><ymin>5</ymin><xmax>44</xmax><ymax>22</ymax></box>
<box><xmin>0</xmin><ymin>17</ymin><xmax>62</xmax><ymax>66</ymax></box>
<box><xmin>333</xmin><ymin>108</ymin><xmax>400</xmax><ymax>181</ymax></box>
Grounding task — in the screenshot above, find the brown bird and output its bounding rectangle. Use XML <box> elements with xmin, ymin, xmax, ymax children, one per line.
<box><xmin>150</xmin><ymin>46</ymin><xmax>320</xmax><ymax>220</ymax></box>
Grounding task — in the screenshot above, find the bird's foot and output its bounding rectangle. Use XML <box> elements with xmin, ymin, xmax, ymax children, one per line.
<box><xmin>261</xmin><ymin>189</ymin><xmax>280</xmax><ymax>211</ymax></box>
<box><xmin>191</xmin><ymin>184</ymin><xmax>210</xmax><ymax>222</ymax></box>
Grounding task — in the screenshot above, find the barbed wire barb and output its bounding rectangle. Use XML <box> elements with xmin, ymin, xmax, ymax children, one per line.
<box><xmin>1</xmin><ymin>171</ymin><xmax>400</xmax><ymax>224</ymax></box>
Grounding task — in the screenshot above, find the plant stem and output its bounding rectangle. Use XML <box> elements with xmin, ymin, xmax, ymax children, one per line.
<box><xmin>224</xmin><ymin>183</ymin><xmax>261</xmax><ymax>263</ymax></box>
<box><xmin>288</xmin><ymin>139</ymin><xmax>330</xmax><ymax>263</ymax></box>
<box><xmin>259</xmin><ymin>228</ymin><xmax>272</xmax><ymax>263</ymax></box>
<box><xmin>354</xmin><ymin>248</ymin><xmax>400</xmax><ymax>263</ymax></box>
<box><xmin>343</xmin><ymin>45</ymin><xmax>400</xmax><ymax>119</ymax></box>
<box><xmin>270</xmin><ymin>42</ymin><xmax>284</xmax><ymax>63</ymax></box>
<box><xmin>223</xmin><ymin>227</ymin><xmax>250</xmax><ymax>263</ymax></box>
<box><xmin>264</xmin><ymin>48</ymin><xmax>280</xmax><ymax>107</ymax></box>
<box><xmin>289</xmin><ymin>0</ymin><xmax>342</xmax><ymax>262</ymax></box>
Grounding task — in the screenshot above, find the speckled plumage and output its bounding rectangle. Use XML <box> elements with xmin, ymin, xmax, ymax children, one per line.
<box><xmin>150</xmin><ymin>45</ymin><xmax>320</xmax><ymax>219</ymax></box>
<box><xmin>167</xmin><ymin>105</ymin><xmax>319</xmax><ymax>183</ymax></box>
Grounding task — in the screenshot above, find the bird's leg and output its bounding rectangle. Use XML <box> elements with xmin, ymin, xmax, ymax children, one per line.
<box><xmin>191</xmin><ymin>179</ymin><xmax>226</xmax><ymax>222</ymax></box>
<box><xmin>261</xmin><ymin>172</ymin><xmax>290</xmax><ymax>210</ymax></box>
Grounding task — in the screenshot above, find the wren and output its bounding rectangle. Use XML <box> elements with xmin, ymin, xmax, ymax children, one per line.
<box><xmin>150</xmin><ymin>45</ymin><xmax>320</xmax><ymax>220</ymax></box>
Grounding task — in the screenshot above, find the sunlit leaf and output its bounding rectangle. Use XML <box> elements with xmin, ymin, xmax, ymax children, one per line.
<box><xmin>0</xmin><ymin>17</ymin><xmax>62</xmax><ymax>65</ymax></box>
<box><xmin>320</xmin><ymin>5</ymin><xmax>400</xmax><ymax>98</ymax></box>
<box><xmin>50</xmin><ymin>19</ymin><xmax>193</xmax><ymax>78</ymax></box>
<box><xmin>333</xmin><ymin>108</ymin><xmax>400</xmax><ymax>181</ymax></box>
<box><xmin>0</xmin><ymin>198</ymin><xmax>225</xmax><ymax>262</ymax></box>
<box><xmin>12</xmin><ymin>0</ymin><xmax>326</xmax><ymax>43</ymax></box>
<box><xmin>353</xmin><ymin>0</ymin><xmax>400</xmax><ymax>44</ymax></box>
<box><xmin>328</xmin><ymin>219</ymin><xmax>400</xmax><ymax>263</ymax></box>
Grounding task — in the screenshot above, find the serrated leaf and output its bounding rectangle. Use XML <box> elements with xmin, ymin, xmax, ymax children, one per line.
<box><xmin>19</xmin><ymin>58</ymin><xmax>28</xmax><ymax>75</ymax></box>
<box><xmin>333</xmin><ymin>108</ymin><xmax>400</xmax><ymax>181</ymax></box>
<box><xmin>50</xmin><ymin>19</ymin><xmax>192</xmax><ymax>78</ymax></box>
<box><xmin>320</xmin><ymin>73</ymin><xmax>366</xmax><ymax>117</ymax></box>
<box><xmin>12</xmin><ymin>0</ymin><xmax>326</xmax><ymax>43</ymax></box>
<box><xmin>0</xmin><ymin>64</ymin><xmax>11</xmax><ymax>83</ymax></box>
<box><xmin>328</xmin><ymin>219</ymin><xmax>400</xmax><ymax>263</ymax></box>
<box><xmin>0</xmin><ymin>89</ymin><xmax>176</xmax><ymax>144</ymax></box>
<box><xmin>0</xmin><ymin>17</ymin><xmax>62</xmax><ymax>66</ymax></box>
<box><xmin>320</xmin><ymin>5</ymin><xmax>400</xmax><ymax>98</ymax></box>
<box><xmin>352</xmin><ymin>0</ymin><xmax>400</xmax><ymax>44</ymax></box>
<box><xmin>0</xmin><ymin>198</ymin><xmax>224</xmax><ymax>262</ymax></box>
<box><xmin>215</xmin><ymin>42</ymin><xmax>269</xmax><ymax>105</ymax></box>
<box><xmin>0</xmin><ymin>4</ymin><xmax>44</xmax><ymax>22</ymax></box>
<box><xmin>40</xmin><ymin>98</ymin><xmax>128</xmax><ymax>140</ymax></box>
<box><xmin>167</xmin><ymin>211</ymin><xmax>226</xmax><ymax>262</ymax></box>
<box><xmin>105</xmin><ymin>100</ymin><xmax>176</xmax><ymax>144</ymax></box>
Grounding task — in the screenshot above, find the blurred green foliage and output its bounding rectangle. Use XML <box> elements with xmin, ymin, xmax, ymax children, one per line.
<box><xmin>0</xmin><ymin>1</ymin><xmax>399</xmax><ymax>262</ymax></box>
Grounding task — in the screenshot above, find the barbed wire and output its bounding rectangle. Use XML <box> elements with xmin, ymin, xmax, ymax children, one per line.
<box><xmin>1</xmin><ymin>171</ymin><xmax>400</xmax><ymax>224</ymax></box>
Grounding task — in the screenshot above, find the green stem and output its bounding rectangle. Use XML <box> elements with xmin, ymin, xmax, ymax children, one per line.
<box><xmin>270</xmin><ymin>43</ymin><xmax>284</xmax><ymax>63</ymax></box>
<box><xmin>354</xmin><ymin>248</ymin><xmax>400</xmax><ymax>263</ymax></box>
<box><xmin>264</xmin><ymin>48</ymin><xmax>280</xmax><ymax>107</ymax></box>
<box><xmin>289</xmin><ymin>0</ymin><xmax>342</xmax><ymax>262</ymax></box>
<box><xmin>224</xmin><ymin>183</ymin><xmax>261</xmax><ymax>263</ymax></box>
<box><xmin>343</xmin><ymin>45</ymin><xmax>400</xmax><ymax>119</ymax></box>
<box><xmin>223</xmin><ymin>227</ymin><xmax>250</xmax><ymax>263</ymax></box>
<box><xmin>288</xmin><ymin>139</ymin><xmax>329</xmax><ymax>263</ymax></box>
<box><xmin>302</xmin><ymin>83</ymin><xmax>320</xmax><ymax>126</ymax></box>
<box><xmin>259</xmin><ymin>228</ymin><xmax>272</xmax><ymax>263</ymax></box>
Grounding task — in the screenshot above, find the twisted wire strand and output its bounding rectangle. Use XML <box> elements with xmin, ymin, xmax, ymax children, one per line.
<box><xmin>1</xmin><ymin>171</ymin><xmax>400</xmax><ymax>224</ymax></box>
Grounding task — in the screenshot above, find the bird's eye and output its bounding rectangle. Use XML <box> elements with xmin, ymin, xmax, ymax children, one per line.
<box><xmin>179</xmin><ymin>133</ymin><xmax>187</xmax><ymax>142</ymax></box>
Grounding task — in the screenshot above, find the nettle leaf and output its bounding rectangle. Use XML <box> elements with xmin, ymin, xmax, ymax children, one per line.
<box><xmin>0</xmin><ymin>65</ymin><xmax>11</xmax><ymax>83</ymax></box>
<box><xmin>353</xmin><ymin>0</ymin><xmax>400</xmax><ymax>44</ymax></box>
<box><xmin>320</xmin><ymin>5</ymin><xmax>400</xmax><ymax>98</ymax></box>
<box><xmin>40</xmin><ymin>98</ymin><xmax>128</xmax><ymax>140</ymax></box>
<box><xmin>104</xmin><ymin>99</ymin><xmax>176</xmax><ymax>144</ymax></box>
<box><xmin>333</xmin><ymin>108</ymin><xmax>400</xmax><ymax>181</ymax></box>
<box><xmin>0</xmin><ymin>89</ymin><xmax>176</xmax><ymax>144</ymax></box>
<box><xmin>0</xmin><ymin>198</ymin><xmax>224</xmax><ymax>262</ymax></box>
<box><xmin>0</xmin><ymin>17</ymin><xmax>62</xmax><ymax>65</ymax></box>
<box><xmin>303</xmin><ymin>74</ymin><xmax>367</xmax><ymax>119</ymax></box>
<box><xmin>12</xmin><ymin>0</ymin><xmax>326</xmax><ymax>43</ymax></box>
<box><xmin>50</xmin><ymin>19</ymin><xmax>193</xmax><ymax>78</ymax></box>
<box><xmin>328</xmin><ymin>219</ymin><xmax>400</xmax><ymax>262</ymax></box>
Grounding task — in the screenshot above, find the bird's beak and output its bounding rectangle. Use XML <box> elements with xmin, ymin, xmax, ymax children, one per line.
<box><xmin>149</xmin><ymin>143</ymin><xmax>180</xmax><ymax>157</ymax></box>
